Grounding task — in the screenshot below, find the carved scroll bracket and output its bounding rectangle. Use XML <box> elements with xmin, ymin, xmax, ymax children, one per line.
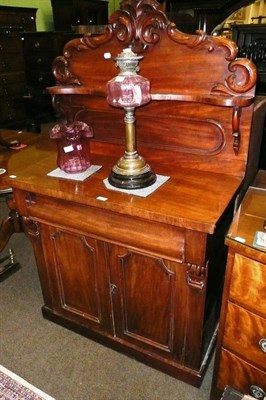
<box><xmin>50</xmin><ymin>94</ymin><xmax>86</xmax><ymax>125</ymax></box>
<box><xmin>232</xmin><ymin>106</ymin><xmax>241</xmax><ymax>154</ymax></box>
<box><xmin>22</xmin><ymin>217</ymin><xmax>40</xmax><ymax>242</ymax></box>
<box><xmin>186</xmin><ymin>262</ymin><xmax>207</xmax><ymax>291</ymax></box>
<box><xmin>0</xmin><ymin>194</ymin><xmax>23</xmax><ymax>253</ymax></box>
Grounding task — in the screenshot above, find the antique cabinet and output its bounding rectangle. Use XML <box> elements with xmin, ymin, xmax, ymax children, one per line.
<box><xmin>2</xmin><ymin>0</ymin><xmax>262</xmax><ymax>389</ymax></box>
<box><xmin>7</xmin><ymin>150</ymin><xmax>242</xmax><ymax>388</ymax></box>
<box><xmin>0</xmin><ymin>33</ymin><xmax>26</xmax><ymax>127</ymax></box>
<box><xmin>21</xmin><ymin>32</ymin><xmax>81</xmax><ymax>127</ymax></box>
<box><xmin>164</xmin><ymin>0</ymin><xmax>254</xmax><ymax>34</ymax></box>
<box><xmin>0</xmin><ymin>5</ymin><xmax>36</xmax><ymax>30</ymax></box>
<box><xmin>51</xmin><ymin>0</ymin><xmax>108</xmax><ymax>31</ymax></box>
<box><xmin>0</xmin><ymin>6</ymin><xmax>36</xmax><ymax>128</ymax></box>
<box><xmin>210</xmin><ymin>170</ymin><xmax>266</xmax><ymax>400</ymax></box>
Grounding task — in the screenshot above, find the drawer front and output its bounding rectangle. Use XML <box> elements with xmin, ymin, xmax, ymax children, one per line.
<box><xmin>0</xmin><ymin>72</ymin><xmax>25</xmax><ymax>85</ymax></box>
<box><xmin>0</xmin><ymin>37</ymin><xmax>23</xmax><ymax>53</ymax></box>
<box><xmin>0</xmin><ymin>97</ymin><xmax>25</xmax><ymax>123</ymax></box>
<box><xmin>22</xmin><ymin>35</ymin><xmax>55</xmax><ymax>52</ymax></box>
<box><xmin>25</xmin><ymin>71</ymin><xmax>54</xmax><ymax>88</ymax></box>
<box><xmin>0</xmin><ymin>81</ymin><xmax>25</xmax><ymax>96</ymax></box>
<box><xmin>18</xmin><ymin>193</ymin><xmax>186</xmax><ymax>262</ymax></box>
<box><xmin>217</xmin><ymin>349</ymin><xmax>266</xmax><ymax>399</ymax></box>
<box><xmin>223</xmin><ymin>302</ymin><xmax>266</xmax><ymax>371</ymax></box>
<box><xmin>230</xmin><ymin>253</ymin><xmax>266</xmax><ymax>317</ymax></box>
<box><xmin>24</xmin><ymin>53</ymin><xmax>55</xmax><ymax>69</ymax></box>
<box><xmin>0</xmin><ymin>14</ymin><xmax>36</xmax><ymax>31</ymax></box>
<box><xmin>0</xmin><ymin>54</ymin><xmax>24</xmax><ymax>73</ymax></box>
<box><xmin>0</xmin><ymin>72</ymin><xmax>25</xmax><ymax>96</ymax></box>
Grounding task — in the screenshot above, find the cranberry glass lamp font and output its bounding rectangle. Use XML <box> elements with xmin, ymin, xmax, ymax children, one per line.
<box><xmin>106</xmin><ymin>48</ymin><xmax>156</xmax><ymax>189</ymax></box>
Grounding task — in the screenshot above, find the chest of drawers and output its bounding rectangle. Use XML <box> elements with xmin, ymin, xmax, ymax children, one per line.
<box><xmin>0</xmin><ymin>34</ymin><xmax>26</xmax><ymax>126</ymax></box>
<box><xmin>51</xmin><ymin>0</ymin><xmax>108</xmax><ymax>30</ymax></box>
<box><xmin>0</xmin><ymin>6</ymin><xmax>36</xmax><ymax>128</ymax></box>
<box><xmin>0</xmin><ymin>5</ymin><xmax>36</xmax><ymax>30</ymax></box>
<box><xmin>21</xmin><ymin>31</ymin><xmax>81</xmax><ymax>126</ymax></box>
<box><xmin>210</xmin><ymin>170</ymin><xmax>266</xmax><ymax>400</ymax></box>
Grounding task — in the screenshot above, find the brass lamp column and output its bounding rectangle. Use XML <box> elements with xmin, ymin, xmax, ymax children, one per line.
<box><xmin>106</xmin><ymin>48</ymin><xmax>156</xmax><ymax>189</ymax></box>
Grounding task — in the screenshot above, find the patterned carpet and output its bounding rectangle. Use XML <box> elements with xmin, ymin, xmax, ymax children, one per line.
<box><xmin>0</xmin><ymin>365</ymin><xmax>55</xmax><ymax>400</ymax></box>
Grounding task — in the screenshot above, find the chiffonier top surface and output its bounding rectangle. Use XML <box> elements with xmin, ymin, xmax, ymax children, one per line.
<box><xmin>1</xmin><ymin>130</ymin><xmax>243</xmax><ymax>235</ymax></box>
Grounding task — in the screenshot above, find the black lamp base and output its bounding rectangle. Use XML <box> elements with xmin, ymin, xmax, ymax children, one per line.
<box><xmin>108</xmin><ymin>170</ymin><xmax>157</xmax><ymax>190</ymax></box>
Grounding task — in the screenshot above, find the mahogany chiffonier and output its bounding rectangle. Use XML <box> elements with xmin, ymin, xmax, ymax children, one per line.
<box><xmin>210</xmin><ymin>170</ymin><xmax>266</xmax><ymax>400</ymax></box>
<box><xmin>2</xmin><ymin>0</ymin><xmax>264</xmax><ymax>388</ymax></box>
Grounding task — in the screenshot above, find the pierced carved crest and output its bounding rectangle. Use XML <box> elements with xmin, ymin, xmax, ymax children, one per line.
<box><xmin>52</xmin><ymin>0</ymin><xmax>256</xmax><ymax>99</ymax></box>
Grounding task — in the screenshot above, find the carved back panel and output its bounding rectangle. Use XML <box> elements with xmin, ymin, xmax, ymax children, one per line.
<box><xmin>50</xmin><ymin>0</ymin><xmax>257</xmax><ymax>176</ymax></box>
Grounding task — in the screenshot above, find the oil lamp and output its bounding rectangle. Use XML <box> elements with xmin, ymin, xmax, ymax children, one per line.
<box><xmin>106</xmin><ymin>48</ymin><xmax>156</xmax><ymax>189</ymax></box>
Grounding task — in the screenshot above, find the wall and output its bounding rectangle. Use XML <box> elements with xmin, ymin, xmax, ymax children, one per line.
<box><xmin>227</xmin><ymin>0</ymin><xmax>266</xmax><ymax>24</ymax></box>
<box><xmin>0</xmin><ymin>0</ymin><xmax>118</xmax><ymax>31</ymax></box>
<box><xmin>242</xmin><ymin>0</ymin><xmax>266</xmax><ymax>23</ymax></box>
<box><xmin>0</xmin><ymin>0</ymin><xmax>53</xmax><ymax>30</ymax></box>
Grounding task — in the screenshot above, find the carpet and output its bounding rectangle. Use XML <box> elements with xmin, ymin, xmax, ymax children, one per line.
<box><xmin>0</xmin><ymin>365</ymin><xmax>55</xmax><ymax>400</ymax></box>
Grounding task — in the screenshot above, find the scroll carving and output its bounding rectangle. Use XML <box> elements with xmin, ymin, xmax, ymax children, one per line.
<box><xmin>167</xmin><ymin>24</ymin><xmax>237</xmax><ymax>60</ymax></box>
<box><xmin>52</xmin><ymin>56</ymin><xmax>81</xmax><ymax>87</ymax></box>
<box><xmin>211</xmin><ymin>58</ymin><xmax>257</xmax><ymax>96</ymax></box>
<box><xmin>0</xmin><ymin>195</ymin><xmax>23</xmax><ymax>253</ymax></box>
<box><xmin>186</xmin><ymin>262</ymin><xmax>207</xmax><ymax>290</ymax></box>
<box><xmin>167</xmin><ymin>23</ymin><xmax>257</xmax><ymax>96</ymax></box>
<box><xmin>51</xmin><ymin>95</ymin><xmax>86</xmax><ymax>124</ymax></box>
<box><xmin>52</xmin><ymin>30</ymin><xmax>116</xmax><ymax>85</ymax></box>
<box><xmin>109</xmin><ymin>0</ymin><xmax>168</xmax><ymax>52</ymax></box>
<box><xmin>52</xmin><ymin>0</ymin><xmax>256</xmax><ymax>97</ymax></box>
<box><xmin>22</xmin><ymin>217</ymin><xmax>40</xmax><ymax>242</ymax></box>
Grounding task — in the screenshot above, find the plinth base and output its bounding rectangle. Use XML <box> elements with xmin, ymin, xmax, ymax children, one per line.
<box><xmin>108</xmin><ymin>170</ymin><xmax>157</xmax><ymax>189</ymax></box>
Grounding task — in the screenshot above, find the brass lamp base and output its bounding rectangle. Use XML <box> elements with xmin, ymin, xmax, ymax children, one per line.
<box><xmin>108</xmin><ymin>169</ymin><xmax>156</xmax><ymax>189</ymax></box>
<box><xmin>107</xmin><ymin>104</ymin><xmax>156</xmax><ymax>189</ymax></box>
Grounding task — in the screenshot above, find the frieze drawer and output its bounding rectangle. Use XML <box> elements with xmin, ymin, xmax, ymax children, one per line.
<box><xmin>21</xmin><ymin>192</ymin><xmax>185</xmax><ymax>261</ymax></box>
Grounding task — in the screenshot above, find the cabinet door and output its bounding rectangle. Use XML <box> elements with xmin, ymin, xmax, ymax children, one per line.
<box><xmin>40</xmin><ymin>224</ymin><xmax>113</xmax><ymax>334</ymax></box>
<box><xmin>109</xmin><ymin>245</ymin><xmax>187</xmax><ymax>361</ymax></box>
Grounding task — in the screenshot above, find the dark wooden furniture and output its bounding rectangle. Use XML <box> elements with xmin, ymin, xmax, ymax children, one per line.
<box><xmin>232</xmin><ymin>24</ymin><xmax>266</xmax><ymax>170</ymax></box>
<box><xmin>0</xmin><ymin>5</ymin><xmax>36</xmax><ymax>31</ymax></box>
<box><xmin>0</xmin><ymin>6</ymin><xmax>37</xmax><ymax>129</ymax></box>
<box><xmin>210</xmin><ymin>170</ymin><xmax>266</xmax><ymax>400</ymax></box>
<box><xmin>164</xmin><ymin>0</ymin><xmax>254</xmax><ymax>34</ymax></box>
<box><xmin>51</xmin><ymin>0</ymin><xmax>108</xmax><ymax>31</ymax></box>
<box><xmin>1</xmin><ymin>0</ymin><xmax>263</xmax><ymax>388</ymax></box>
<box><xmin>0</xmin><ymin>129</ymin><xmax>47</xmax><ymax>276</ymax></box>
<box><xmin>21</xmin><ymin>31</ymin><xmax>82</xmax><ymax>130</ymax></box>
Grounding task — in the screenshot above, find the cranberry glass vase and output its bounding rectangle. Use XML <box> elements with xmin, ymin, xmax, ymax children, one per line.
<box><xmin>50</xmin><ymin>121</ymin><xmax>93</xmax><ymax>173</ymax></box>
